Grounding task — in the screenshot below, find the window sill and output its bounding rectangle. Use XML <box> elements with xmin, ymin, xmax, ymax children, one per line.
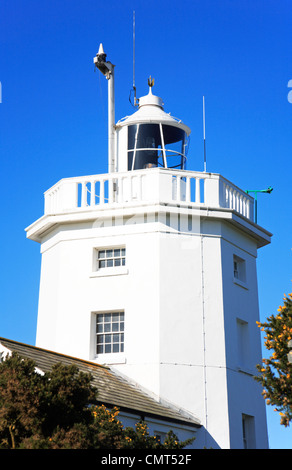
<box><xmin>94</xmin><ymin>353</ymin><xmax>126</xmax><ymax>365</ymax></box>
<box><xmin>233</xmin><ymin>277</ymin><xmax>248</xmax><ymax>290</ymax></box>
<box><xmin>90</xmin><ymin>267</ymin><xmax>129</xmax><ymax>278</ymax></box>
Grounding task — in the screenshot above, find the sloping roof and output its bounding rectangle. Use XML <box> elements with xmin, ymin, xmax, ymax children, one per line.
<box><xmin>0</xmin><ymin>338</ymin><xmax>200</xmax><ymax>428</ymax></box>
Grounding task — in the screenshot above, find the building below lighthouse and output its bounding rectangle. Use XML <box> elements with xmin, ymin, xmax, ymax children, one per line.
<box><xmin>21</xmin><ymin>45</ymin><xmax>272</xmax><ymax>449</ymax></box>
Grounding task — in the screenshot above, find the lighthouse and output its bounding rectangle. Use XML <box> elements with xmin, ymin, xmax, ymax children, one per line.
<box><xmin>26</xmin><ymin>45</ymin><xmax>271</xmax><ymax>449</ymax></box>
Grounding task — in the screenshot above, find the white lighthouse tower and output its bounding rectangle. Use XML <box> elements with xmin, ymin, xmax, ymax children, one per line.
<box><xmin>26</xmin><ymin>45</ymin><xmax>271</xmax><ymax>449</ymax></box>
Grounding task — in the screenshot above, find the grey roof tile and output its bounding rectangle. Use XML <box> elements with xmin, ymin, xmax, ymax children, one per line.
<box><xmin>0</xmin><ymin>337</ymin><xmax>200</xmax><ymax>428</ymax></box>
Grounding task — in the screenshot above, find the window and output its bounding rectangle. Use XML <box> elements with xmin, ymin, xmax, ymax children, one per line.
<box><xmin>127</xmin><ymin>123</ymin><xmax>188</xmax><ymax>170</ymax></box>
<box><xmin>236</xmin><ymin>318</ymin><xmax>250</xmax><ymax>370</ymax></box>
<box><xmin>154</xmin><ymin>431</ymin><xmax>167</xmax><ymax>444</ymax></box>
<box><xmin>91</xmin><ymin>246</ymin><xmax>128</xmax><ymax>279</ymax></box>
<box><xmin>233</xmin><ymin>255</ymin><xmax>246</xmax><ymax>284</ymax></box>
<box><xmin>234</xmin><ymin>259</ymin><xmax>239</xmax><ymax>279</ymax></box>
<box><xmin>242</xmin><ymin>414</ymin><xmax>256</xmax><ymax>449</ymax></box>
<box><xmin>96</xmin><ymin>312</ymin><xmax>124</xmax><ymax>354</ymax></box>
<box><xmin>98</xmin><ymin>248</ymin><xmax>126</xmax><ymax>269</ymax></box>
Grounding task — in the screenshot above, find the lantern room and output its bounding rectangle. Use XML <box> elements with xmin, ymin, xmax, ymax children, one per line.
<box><xmin>115</xmin><ymin>83</ymin><xmax>191</xmax><ymax>173</ymax></box>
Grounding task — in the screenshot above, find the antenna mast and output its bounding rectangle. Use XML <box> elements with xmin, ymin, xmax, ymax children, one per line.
<box><xmin>132</xmin><ymin>11</ymin><xmax>137</xmax><ymax>106</ymax></box>
<box><xmin>203</xmin><ymin>96</ymin><xmax>207</xmax><ymax>172</ymax></box>
<box><xmin>94</xmin><ymin>44</ymin><xmax>116</xmax><ymax>173</ymax></box>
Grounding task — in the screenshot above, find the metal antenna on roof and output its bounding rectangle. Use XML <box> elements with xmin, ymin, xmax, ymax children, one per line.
<box><xmin>203</xmin><ymin>95</ymin><xmax>207</xmax><ymax>172</ymax></box>
<box><xmin>129</xmin><ymin>11</ymin><xmax>138</xmax><ymax>107</ymax></box>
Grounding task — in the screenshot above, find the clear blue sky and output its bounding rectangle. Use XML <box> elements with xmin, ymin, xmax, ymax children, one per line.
<box><xmin>0</xmin><ymin>0</ymin><xmax>291</xmax><ymax>449</ymax></box>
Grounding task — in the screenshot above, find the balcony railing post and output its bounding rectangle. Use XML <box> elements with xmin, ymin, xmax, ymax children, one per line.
<box><xmin>100</xmin><ymin>179</ymin><xmax>104</xmax><ymax>205</ymax></box>
<box><xmin>186</xmin><ymin>177</ymin><xmax>191</xmax><ymax>203</ymax></box>
<box><xmin>176</xmin><ymin>176</ymin><xmax>181</xmax><ymax>201</ymax></box>
<box><xmin>195</xmin><ymin>177</ymin><xmax>201</xmax><ymax>203</ymax></box>
<box><xmin>81</xmin><ymin>181</ymin><xmax>87</xmax><ymax>207</ymax></box>
<box><xmin>90</xmin><ymin>180</ymin><xmax>95</xmax><ymax>207</ymax></box>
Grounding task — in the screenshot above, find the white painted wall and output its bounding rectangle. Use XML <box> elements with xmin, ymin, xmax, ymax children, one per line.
<box><xmin>35</xmin><ymin>201</ymin><xmax>269</xmax><ymax>449</ymax></box>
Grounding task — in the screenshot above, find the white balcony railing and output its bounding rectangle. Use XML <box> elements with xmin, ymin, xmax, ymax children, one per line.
<box><xmin>44</xmin><ymin>168</ymin><xmax>254</xmax><ymax>222</ymax></box>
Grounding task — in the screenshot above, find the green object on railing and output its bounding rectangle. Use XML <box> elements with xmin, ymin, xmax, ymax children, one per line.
<box><xmin>245</xmin><ymin>187</ymin><xmax>273</xmax><ymax>224</ymax></box>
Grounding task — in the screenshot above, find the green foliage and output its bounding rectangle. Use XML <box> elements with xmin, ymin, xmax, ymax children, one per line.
<box><xmin>0</xmin><ymin>352</ymin><xmax>43</xmax><ymax>448</ymax></box>
<box><xmin>0</xmin><ymin>352</ymin><xmax>195</xmax><ymax>449</ymax></box>
<box><xmin>90</xmin><ymin>405</ymin><xmax>195</xmax><ymax>449</ymax></box>
<box><xmin>255</xmin><ymin>292</ymin><xmax>292</xmax><ymax>426</ymax></box>
<box><xmin>0</xmin><ymin>352</ymin><xmax>97</xmax><ymax>448</ymax></box>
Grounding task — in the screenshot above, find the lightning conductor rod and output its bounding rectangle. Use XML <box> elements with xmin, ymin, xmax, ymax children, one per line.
<box><xmin>203</xmin><ymin>95</ymin><xmax>207</xmax><ymax>172</ymax></box>
<box><xmin>94</xmin><ymin>44</ymin><xmax>115</xmax><ymax>173</ymax></box>
<box><xmin>133</xmin><ymin>10</ymin><xmax>137</xmax><ymax>106</ymax></box>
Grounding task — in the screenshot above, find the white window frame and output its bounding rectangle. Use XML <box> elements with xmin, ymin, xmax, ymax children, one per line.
<box><xmin>233</xmin><ymin>254</ymin><xmax>248</xmax><ymax>289</ymax></box>
<box><xmin>90</xmin><ymin>246</ymin><xmax>128</xmax><ymax>278</ymax></box>
<box><xmin>95</xmin><ymin>311</ymin><xmax>125</xmax><ymax>364</ymax></box>
<box><xmin>98</xmin><ymin>247</ymin><xmax>126</xmax><ymax>269</ymax></box>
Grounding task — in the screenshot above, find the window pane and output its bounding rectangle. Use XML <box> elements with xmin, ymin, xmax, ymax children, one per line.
<box><xmin>128</xmin><ymin>124</ymin><xmax>161</xmax><ymax>170</ymax></box>
<box><xmin>99</xmin><ymin>260</ymin><xmax>106</xmax><ymax>268</ymax></box>
<box><xmin>114</xmin><ymin>249</ymin><xmax>120</xmax><ymax>257</ymax></box>
<box><xmin>96</xmin><ymin>323</ymin><xmax>103</xmax><ymax>333</ymax></box>
<box><xmin>98</xmin><ymin>250</ymin><xmax>105</xmax><ymax>259</ymax></box>
<box><xmin>107</xmin><ymin>259</ymin><xmax>113</xmax><ymax>267</ymax></box>
<box><xmin>97</xmin><ymin>314</ymin><xmax>104</xmax><ymax>323</ymax></box>
<box><xmin>162</xmin><ymin>125</ymin><xmax>186</xmax><ymax>170</ymax></box>
<box><xmin>112</xmin><ymin>313</ymin><xmax>119</xmax><ymax>322</ymax></box>
<box><xmin>112</xmin><ymin>322</ymin><xmax>119</xmax><ymax>332</ymax></box>
<box><xmin>121</xmin><ymin>258</ymin><xmax>125</xmax><ymax>266</ymax></box>
<box><xmin>105</xmin><ymin>334</ymin><xmax>111</xmax><ymax>344</ymax></box>
<box><xmin>105</xmin><ymin>344</ymin><xmax>111</xmax><ymax>353</ymax></box>
<box><xmin>96</xmin><ymin>334</ymin><xmax>104</xmax><ymax>343</ymax></box>
<box><xmin>120</xmin><ymin>322</ymin><xmax>124</xmax><ymax>332</ymax></box>
<box><xmin>97</xmin><ymin>344</ymin><xmax>104</xmax><ymax>354</ymax></box>
<box><xmin>106</xmin><ymin>249</ymin><xmax>113</xmax><ymax>258</ymax></box>
<box><xmin>104</xmin><ymin>314</ymin><xmax>111</xmax><ymax>322</ymax></box>
<box><xmin>113</xmin><ymin>343</ymin><xmax>119</xmax><ymax>353</ymax></box>
<box><xmin>121</xmin><ymin>248</ymin><xmax>126</xmax><ymax>257</ymax></box>
<box><xmin>104</xmin><ymin>323</ymin><xmax>111</xmax><ymax>332</ymax></box>
<box><xmin>114</xmin><ymin>258</ymin><xmax>121</xmax><ymax>267</ymax></box>
<box><xmin>113</xmin><ymin>334</ymin><xmax>119</xmax><ymax>343</ymax></box>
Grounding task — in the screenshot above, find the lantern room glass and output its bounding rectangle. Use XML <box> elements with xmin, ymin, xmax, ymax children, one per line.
<box><xmin>127</xmin><ymin>123</ymin><xmax>188</xmax><ymax>170</ymax></box>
